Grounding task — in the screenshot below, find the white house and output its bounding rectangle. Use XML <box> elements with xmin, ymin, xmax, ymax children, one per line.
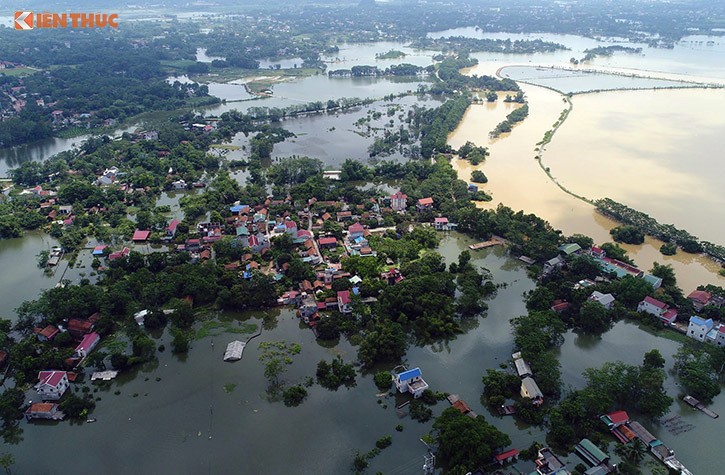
<box><xmin>520</xmin><ymin>377</ymin><xmax>544</xmax><ymax>405</ymax></box>
<box><xmin>35</xmin><ymin>371</ymin><xmax>69</xmax><ymax>401</ymax></box>
<box><xmin>337</xmin><ymin>290</ymin><xmax>353</xmax><ymax>314</ymax></box>
<box><xmin>512</xmin><ymin>352</ymin><xmax>532</xmax><ymax>378</ymax></box>
<box><xmin>543</xmin><ymin>255</ymin><xmax>564</xmax><ymax>274</ymax></box>
<box><xmin>394</xmin><ymin>367</ymin><xmax>429</xmax><ymax>398</ymax></box>
<box><xmin>716</xmin><ymin>326</ymin><xmax>725</xmax><ymax>347</ymax></box>
<box><xmin>638</xmin><ymin>296</ymin><xmax>667</xmax><ymax>317</ymax></box>
<box><xmin>589</xmin><ymin>291</ymin><xmax>615</xmax><ymax>310</ymax></box>
<box><xmin>688</xmin><ymin>316</ymin><xmax>714</xmax><ymax>342</ymax></box>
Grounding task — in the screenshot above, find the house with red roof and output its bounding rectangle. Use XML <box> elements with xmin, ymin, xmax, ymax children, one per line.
<box><xmin>637</xmin><ymin>296</ymin><xmax>678</xmax><ymax>324</ymax></box>
<box><xmin>68</xmin><ymin>318</ymin><xmax>95</xmax><ymax>339</ymax></box>
<box><xmin>108</xmin><ymin>247</ymin><xmax>130</xmax><ymax>261</ymax></box>
<box><xmin>284</xmin><ymin>219</ymin><xmax>298</xmax><ymax>235</ymax></box>
<box><xmin>416</xmin><ymin>197</ymin><xmax>434</xmax><ymax>211</ymax></box>
<box><xmin>389</xmin><ymin>191</ymin><xmax>408</xmax><ymax>212</ymax></box>
<box><xmin>166</xmin><ymin>219</ymin><xmax>180</xmax><ymax>237</ymax></box>
<box><xmin>74</xmin><ymin>332</ymin><xmax>100</xmax><ymax>358</ymax></box>
<box><xmin>337</xmin><ymin>290</ymin><xmax>352</xmax><ymax>314</ymax></box>
<box><xmin>319</xmin><ymin>237</ymin><xmax>338</xmax><ymax>249</ymax></box>
<box><xmin>688</xmin><ymin>290</ymin><xmax>712</xmax><ymax>311</ymax></box>
<box><xmin>348</xmin><ymin>222</ymin><xmax>365</xmax><ymax>240</ymax></box>
<box><xmin>132</xmin><ymin>229</ymin><xmax>151</xmax><ymax>242</ymax></box>
<box><xmin>34</xmin><ymin>325</ymin><xmax>59</xmax><ymax>342</ymax></box>
<box><xmin>35</xmin><ymin>371</ymin><xmax>69</xmax><ymax>400</ymax></box>
<box><xmin>25</xmin><ymin>402</ymin><xmax>64</xmax><ymax>421</ymax></box>
<box><xmin>434</xmin><ymin>217</ymin><xmax>450</xmax><ymax>230</ymax></box>
<box><xmin>495</xmin><ymin>449</ymin><xmax>519</xmax><ymax>465</ymax></box>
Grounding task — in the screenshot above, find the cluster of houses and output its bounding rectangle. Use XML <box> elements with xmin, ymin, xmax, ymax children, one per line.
<box><xmin>26</xmin><ymin>313</ymin><xmax>103</xmax><ymax>421</ymax></box>
<box><xmin>512</xmin><ymin>352</ymin><xmax>544</xmax><ymax>406</ymax></box>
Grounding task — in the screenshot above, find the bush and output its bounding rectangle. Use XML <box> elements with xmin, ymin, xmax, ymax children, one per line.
<box><xmin>373</xmin><ymin>371</ymin><xmax>392</xmax><ymax>391</ymax></box>
<box><xmin>282</xmin><ymin>385</ymin><xmax>308</xmax><ymax>407</ymax></box>
<box><xmin>660</xmin><ymin>242</ymin><xmax>677</xmax><ymax>256</ymax></box>
<box><xmin>420</xmin><ymin>389</ymin><xmax>438</xmax><ymax>405</ymax></box>
<box><xmin>471</xmin><ymin>170</ymin><xmax>488</xmax><ymax>183</ymax></box>
<box><xmin>376</xmin><ymin>435</ymin><xmax>393</xmax><ymax>449</ymax></box>
<box><xmin>610</xmin><ymin>225</ymin><xmax>645</xmax><ymax>245</ymax></box>
<box><xmin>409</xmin><ymin>400</ymin><xmax>433</xmax><ymax>422</ymax></box>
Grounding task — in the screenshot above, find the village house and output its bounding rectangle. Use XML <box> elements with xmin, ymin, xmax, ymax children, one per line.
<box><xmin>298</xmin><ymin>294</ymin><xmax>318</xmax><ymax>322</ymax></box>
<box><xmin>416</xmin><ymin>197</ymin><xmax>434</xmax><ymax>211</ymax></box>
<box><xmin>25</xmin><ymin>403</ymin><xmax>64</xmax><ymax>421</ymax></box>
<box><xmin>687</xmin><ymin>316</ymin><xmax>714</xmax><ymax>342</ymax></box>
<box><xmin>68</xmin><ymin>318</ymin><xmax>95</xmax><ymax>339</ymax></box>
<box><xmin>134</xmin><ymin>309</ymin><xmax>149</xmax><ymax>326</ymax></box>
<box><xmin>389</xmin><ymin>191</ymin><xmax>408</xmax><ymax>211</ymax></box>
<box><xmin>393</xmin><ymin>367</ymin><xmax>429</xmax><ymax>398</ymax></box>
<box><xmin>534</xmin><ymin>447</ymin><xmax>568</xmax><ymax>475</ymax></box>
<box><xmin>166</xmin><ymin>219</ymin><xmax>180</xmax><ymax>238</ymax></box>
<box><xmin>512</xmin><ymin>352</ymin><xmax>532</xmax><ymax>378</ymax></box>
<box><xmin>688</xmin><ymin>290</ymin><xmax>712</xmax><ymax>311</ymax></box>
<box><xmin>74</xmin><ymin>332</ymin><xmax>100</xmax><ymax>359</ymax></box>
<box><xmin>35</xmin><ymin>370</ymin><xmax>69</xmax><ymax>401</ymax></box>
<box><xmin>558</xmin><ymin>243</ymin><xmax>582</xmax><ymax>256</ymax></box>
<box><xmin>637</xmin><ymin>296</ymin><xmax>678</xmax><ymax>325</ymax></box>
<box><xmin>108</xmin><ymin>247</ymin><xmax>131</xmax><ymax>261</ymax></box>
<box><xmin>132</xmin><ymin>230</ymin><xmax>151</xmax><ymax>242</ymax></box>
<box><xmin>520</xmin><ymin>376</ymin><xmax>544</xmax><ymax>405</ymax></box>
<box><xmin>348</xmin><ymin>222</ymin><xmax>365</xmax><ymax>241</ymax></box>
<box><xmin>589</xmin><ymin>291</ymin><xmax>615</xmax><ymax>310</ymax></box>
<box><xmin>543</xmin><ymin>255</ymin><xmax>565</xmax><ymax>274</ymax></box>
<box><xmin>34</xmin><ymin>325</ymin><xmax>59</xmax><ymax>342</ymax></box>
<box><xmin>318</xmin><ymin>236</ymin><xmax>338</xmax><ymax>249</ymax></box>
<box><xmin>337</xmin><ymin>290</ymin><xmax>353</xmax><ymax>314</ymax></box>
<box><xmin>284</xmin><ymin>219</ymin><xmax>298</xmax><ymax>235</ymax></box>
<box><xmin>434</xmin><ymin>217</ymin><xmax>451</xmax><ymax>230</ymax></box>
<box><xmin>172</xmin><ymin>179</ymin><xmax>187</xmax><ymax>190</ymax></box>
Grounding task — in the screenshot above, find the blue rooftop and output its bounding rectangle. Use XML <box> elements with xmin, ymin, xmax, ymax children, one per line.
<box><xmin>397</xmin><ymin>367</ymin><xmax>422</xmax><ymax>381</ymax></box>
<box><xmin>690</xmin><ymin>316</ymin><xmax>713</xmax><ymax>327</ymax></box>
<box><xmin>229</xmin><ymin>204</ymin><xmax>248</xmax><ymax>213</ymax></box>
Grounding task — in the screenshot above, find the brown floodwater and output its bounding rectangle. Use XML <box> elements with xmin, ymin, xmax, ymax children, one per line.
<box><xmin>448</xmin><ymin>81</ymin><xmax>725</xmax><ymax>291</ymax></box>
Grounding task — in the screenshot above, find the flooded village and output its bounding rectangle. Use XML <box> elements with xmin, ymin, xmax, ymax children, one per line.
<box><xmin>1</xmin><ymin>4</ymin><xmax>725</xmax><ymax>474</ymax></box>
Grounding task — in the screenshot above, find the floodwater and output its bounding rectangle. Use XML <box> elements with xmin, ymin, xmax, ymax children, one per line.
<box><xmin>5</xmin><ymin>233</ymin><xmax>721</xmax><ymax>473</ymax></box>
<box><xmin>449</xmin><ymin>83</ymin><xmax>725</xmax><ymax>291</ymax></box>
<box><xmin>446</xmin><ymin>32</ymin><xmax>725</xmax><ymax>290</ymax></box>
<box><xmin>500</xmin><ymin>65</ymin><xmax>699</xmax><ymax>93</ymax></box>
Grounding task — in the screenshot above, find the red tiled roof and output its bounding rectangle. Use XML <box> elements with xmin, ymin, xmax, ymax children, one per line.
<box><xmin>495</xmin><ymin>449</ymin><xmax>519</xmax><ymax>462</ymax></box>
<box><xmin>75</xmin><ymin>332</ymin><xmax>100</xmax><ymax>352</ymax></box>
<box><xmin>132</xmin><ymin>230</ymin><xmax>151</xmax><ymax>241</ymax></box>
<box><xmin>434</xmin><ymin>217</ymin><xmax>449</xmax><ymax>224</ymax></box>
<box><xmin>607</xmin><ymin>410</ymin><xmax>629</xmax><ymax>425</ymax></box>
<box><xmin>319</xmin><ymin>237</ymin><xmax>337</xmax><ymax>246</ymax></box>
<box><xmin>688</xmin><ymin>290</ymin><xmax>712</xmax><ymax>304</ymax></box>
<box><xmin>348</xmin><ymin>222</ymin><xmax>364</xmax><ymax>233</ymax></box>
<box><xmin>643</xmin><ymin>296</ymin><xmax>668</xmax><ymax>309</ymax></box>
<box><xmin>27</xmin><ymin>403</ymin><xmax>57</xmax><ymax>413</ymax></box>
<box><xmin>167</xmin><ymin>219</ymin><xmax>180</xmax><ymax>232</ymax></box>
<box><xmin>418</xmin><ymin>197</ymin><xmax>433</xmax><ymax>206</ymax></box>
<box><xmin>37</xmin><ymin>325</ymin><xmax>59</xmax><ymax>339</ymax></box>
<box><xmin>38</xmin><ymin>370</ymin><xmax>67</xmax><ymax>388</ymax></box>
<box><xmin>68</xmin><ymin>318</ymin><xmax>94</xmax><ymax>334</ymax></box>
<box><xmin>285</xmin><ymin>220</ymin><xmax>297</xmax><ymax>229</ymax></box>
<box><xmin>337</xmin><ymin>290</ymin><xmax>351</xmax><ymax>304</ymax></box>
<box><xmin>390</xmin><ymin>191</ymin><xmax>407</xmax><ymax>200</ymax></box>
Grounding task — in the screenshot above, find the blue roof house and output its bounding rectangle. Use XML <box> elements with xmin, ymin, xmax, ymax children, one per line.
<box><xmin>394</xmin><ymin>367</ymin><xmax>429</xmax><ymax>398</ymax></box>
<box><xmin>688</xmin><ymin>316</ymin><xmax>714</xmax><ymax>342</ymax></box>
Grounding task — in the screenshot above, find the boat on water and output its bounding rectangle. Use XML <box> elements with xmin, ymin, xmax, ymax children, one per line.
<box><xmin>86</xmin><ymin>418</ymin><xmax>97</xmax><ymax>423</ymax></box>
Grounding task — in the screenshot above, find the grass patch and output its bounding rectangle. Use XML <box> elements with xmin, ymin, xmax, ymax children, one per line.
<box><xmin>194</xmin><ymin>320</ymin><xmax>258</xmax><ymax>340</ymax></box>
<box><xmin>0</xmin><ymin>67</ymin><xmax>40</xmax><ymax>77</ymax></box>
<box><xmin>161</xmin><ymin>59</ymin><xmax>197</xmax><ymax>70</ymax></box>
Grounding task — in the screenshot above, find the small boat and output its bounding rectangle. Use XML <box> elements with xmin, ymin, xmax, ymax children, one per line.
<box><xmin>86</xmin><ymin>418</ymin><xmax>97</xmax><ymax>423</ymax></box>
